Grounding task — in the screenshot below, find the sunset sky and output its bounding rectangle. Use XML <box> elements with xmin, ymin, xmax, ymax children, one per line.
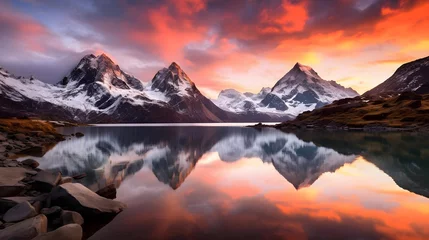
<box><xmin>1</xmin><ymin>0</ymin><xmax>429</xmax><ymax>98</ymax></box>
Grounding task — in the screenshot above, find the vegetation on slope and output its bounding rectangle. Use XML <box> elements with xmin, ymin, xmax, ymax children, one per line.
<box><xmin>276</xmin><ymin>92</ymin><xmax>429</xmax><ymax>131</ymax></box>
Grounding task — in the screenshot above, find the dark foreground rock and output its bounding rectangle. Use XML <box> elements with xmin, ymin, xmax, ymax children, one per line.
<box><xmin>32</xmin><ymin>223</ymin><xmax>82</xmax><ymax>240</ymax></box>
<box><xmin>50</xmin><ymin>183</ymin><xmax>126</xmax><ymax>217</ymax></box>
<box><xmin>0</xmin><ymin>214</ymin><xmax>47</xmax><ymax>240</ymax></box>
<box><xmin>0</xmin><ymin>167</ymin><xmax>37</xmax><ymax>197</ymax></box>
<box><xmin>3</xmin><ymin>201</ymin><xmax>37</xmax><ymax>223</ymax></box>
<box><xmin>0</xmin><ymin>162</ymin><xmax>126</xmax><ymax>240</ymax></box>
<box><xmin>95</xmin><ymin>184</ymin><xmax>117</xmax><ymax>200</ymax></box>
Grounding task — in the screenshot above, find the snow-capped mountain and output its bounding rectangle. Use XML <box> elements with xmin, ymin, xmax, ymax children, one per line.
<box><xmin>213</xmin><ymin>63</ymin><xmax>359</xmax><ymax>116</ymax></box>
<box><xmin>364</xmin><ymin>55</ymin><xmax>429</xmax><ymax>96</ymax></box>
<box><xmin>0</xmin><ymin>54</ymin><xmax>287</xmax><ymax>123</ymax></box>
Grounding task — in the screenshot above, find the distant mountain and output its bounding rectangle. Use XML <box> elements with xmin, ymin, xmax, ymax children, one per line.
<box><xmin>364</xmin><ymin>56</ymin><xmax>429</xmax><ymax>96</ymax></box>
<box><xmin>213</xmin><ymin>63</ymin><xmax>358</xmax><ymax>117</ymax></box>
<box><xmin>0</xmin><ymin>54</ymin><xmax>288</xmax><ymax>123</ymax></box>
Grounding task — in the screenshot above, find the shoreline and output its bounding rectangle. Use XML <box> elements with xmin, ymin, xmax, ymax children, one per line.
<box><xmin>0</xmin><ymin>119</ymin><xmax>126</xmax><ymax>240</ymax></box>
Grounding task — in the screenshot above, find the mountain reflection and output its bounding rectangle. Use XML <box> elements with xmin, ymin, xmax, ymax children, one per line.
<box><xmin>33</xmin><ymin>126</ymin><xmax>429</xmax><ymax>199</ymax></box>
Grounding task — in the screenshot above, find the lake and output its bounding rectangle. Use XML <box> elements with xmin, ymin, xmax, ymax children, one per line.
<box><xmin>28</xmin><ymin>124</ymin><xmax>429</xmax><ymax>240</ymax></box>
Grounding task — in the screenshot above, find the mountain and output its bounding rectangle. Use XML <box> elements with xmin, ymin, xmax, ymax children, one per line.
<box><xmin>0</xmin><ymin>54</ymin><xmax>287</xmax><ymax>123</ymax></box>
<box><xmin>364</xmin><ymin>56</ymin><xmax>429</xmax><ymax>96</ymax></box>
<box><xmin>213</xmin><ymin>63</ymin><xmax>359</xmax><ymax>117</ymax></box>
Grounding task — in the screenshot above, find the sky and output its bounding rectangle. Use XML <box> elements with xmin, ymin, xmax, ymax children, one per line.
<box><xmin>1</xmin><ymin>0</ymin><xmax>429</xmax><ymax>98</ymax></box>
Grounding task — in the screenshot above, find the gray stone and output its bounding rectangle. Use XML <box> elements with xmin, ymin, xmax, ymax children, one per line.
<box><xmin>31</xmin><ymin>170</ymin><xmax>62</xmax><ymax>192</ymax></box>
<box><xmin>50</xmin><ymin>183</ymin><xmax>126</xmax><ymax>217</ymax></box>
<box><xmin>0</xmin><ymin>146</ymin><xmax>5</xmax><ymax>153</ymax></box>
<box><xmin>0</xmin><ymin>214</ymin><xmax>47</xmax><ymax>240</ymax></box>
<box><xmin>3</xmin><ymin>201</ymin><xmax>38</xmax><ymax>222</ymax></box>
<box><xmin>40</xmin><ymin>206</ymin><xmax>62</xmax><ymax>217</ymax></box>
<box><xmin>60</xmin><ymin>177</ymin><xmax>73</xmax><ymax>184</ymax></box>
<box><xmin>0</xmin><ymin>167</ymin><xmax>37</xmax><ymax>197</ymax></box>
<box><xmin>21</xmin><ymin>159</ymin><xmax>39</xmax><ymax>168</ymax></box>
<box><xmin>32</xmin><ymin>223</ymin><xmax>82</xmax><ymax>240</ymax></box>
<box><xmin>60</xmin><ymin>210</ymin><xmax>84</xmax><ymax>225</ymax></box>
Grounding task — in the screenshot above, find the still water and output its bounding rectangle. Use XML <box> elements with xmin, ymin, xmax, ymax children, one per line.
<box><xmin>31</xmin><ymin>124</ymin><xmax>429</xmax><ymax>240</ymax></box>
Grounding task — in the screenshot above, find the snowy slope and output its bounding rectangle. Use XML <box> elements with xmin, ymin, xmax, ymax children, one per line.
<box><xmin>364</xmin><ymin>56</ymin><xmax>429</xmax><ymax>96</ymax></box>
<box><xmin>213</xmin><ymin>63</ymin><xmax>359</xmax><ymax>117</ymax></box>
<box><xmin>2</xmin><ymin>54</ymin><xmax>273</xmax><ymax>123</ymax></box>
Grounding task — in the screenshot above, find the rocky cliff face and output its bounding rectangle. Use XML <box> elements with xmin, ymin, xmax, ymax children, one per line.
<box><xmin>364</xmin><ymin>56</ymin><xmax>429</xmax><ymax>96</ymax></box>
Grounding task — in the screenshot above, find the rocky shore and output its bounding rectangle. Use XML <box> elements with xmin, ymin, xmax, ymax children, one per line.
<box><xmin>0</xmin><ymin>119</ymin><xmax>126</xmax><ymax>240</ymax></box>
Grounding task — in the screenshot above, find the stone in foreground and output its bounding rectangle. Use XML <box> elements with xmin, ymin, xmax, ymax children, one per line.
<box><xmin>0</xmin><ymin>167</ymin><xmax>37</xmax><ymax>197</ymax></box>
<box><xmin>32</xmin><ymin>223</ymin><xmax>82</xmax><ymax>240</ymax></box>
<box><xmin>0</xmin><ymin>214</ymin><xmax>47</xmax><ymax>240</ymax></box>
<box><xmin>3</xmin><ymin>201</ymin><xmax>37</xmax><ymax>223</ymax></box>
<box><xmin>50</xmin><ymin>183</ymin><xmax>126</xmax><ymax>217</ymax></box>
<box><xmin>21</xmin><ymin>159</ymin><xmax>40</xmax><ymax>169</ymax></box>
<box><xmin>31</xmin><ymin>170</ymin><xmax>62</xmax><ymax>192</ymax></box>
<box><xmin>60</xmin><ymin>210</ymin><xmax>84</xmax><ymax>225</ymax></box>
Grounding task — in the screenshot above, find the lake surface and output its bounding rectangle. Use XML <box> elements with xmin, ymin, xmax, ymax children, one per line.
<box><xmin>29</xmin><ymin>124</ymin><xmax>429</xmax><ymax>240</ymax></box>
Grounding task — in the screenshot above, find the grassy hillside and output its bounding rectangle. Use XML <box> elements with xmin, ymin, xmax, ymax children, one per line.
<box><xmin>276</xmin><ymin>92</ymin><xmax>429</xmax><ymax>131</ymax></box>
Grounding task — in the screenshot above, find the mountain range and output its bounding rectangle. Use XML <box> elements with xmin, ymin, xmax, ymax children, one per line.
<box><xmin>0</xmin><ymin>54</ymin><xmax>358</xmax><ymax>123</ymax></box>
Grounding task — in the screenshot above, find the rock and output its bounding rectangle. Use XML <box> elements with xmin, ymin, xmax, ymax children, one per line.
<box><xmin>0</xmin><ymin>167</ymin><xmax>37</xmax><ymax>197</ymax></box>
<box><xmin>72</xmin><ymin>173</ymin><xmax>86</xmax><ymax>180</ymax></box>
<box><xmin>60</xmin><ymin>177</ymin><xmax>73</xmax><ymax>184</ymax></box>
<box><xmin>60</xmin><ymin>210</ymin><xmax>84</xmax><ymax>225</ymax></box>
<box><xmin>50</xmin><ymin>183</ymin><xmax>126</xmax><ymax>217</ymax></box>
<box><xmin>32</xmin><ymin>201</ymin><xmax>42</xmax><ymax>213</ymax></box>
<box><xmin>14</xmin><ymin>133</ymin><xmax>27</xmax><ymax>141</ymax></box>
<box><xmin>0</xmin><ymin>197</ymin><xmax>38</xmax><ymax>214</ymax></box>
<box><xmin>0</xmin><ymin>146</ymin><xmax>5</xmax><ymax>153</ymax></box>
<box><xmin>96</xmin><ymin>184</ymin><xmax>117</xmax><ymax>200</ymax></box>
<box><xmin>3</xmin><ymin>201</ymin><xmax>38</xmax><ymax>222</ymax></box>
<box><xmin>21</xmin><ymin>159</ymin><xmax>40</xmax><ymax>168</ymax></box>
<box><xmin>75</xmin><ymin>132</ymin><xmax>84</xmax><ymax>138</ymax></box>
<box><xmin>40</xmin><ymin>206</ymin><xmax>62</xmax><ymax>218</ymax></box>
<box><xmin>6</xmin><ymin>160</ymin><xmax>19</xmax><ymax>167</ymax></box>
<box><xmin>32</xmin><ymin>223</ymin><xmax>82</xmax><ymax>240</ymax></box>
<box><xmin>18</xmin><ymin>146</ymin><xmax>45</xmax><ymax>157</ymax></box>
<box><xmin>31</xmin><ymin>170</ymin><xmax>62</xmax><ymax>192</ymax></box>
<box><xmin>44</xmin><ymin>135</ymin><xmax>56</xmax><ymax>140</ymax></box>
<box><xmin>0</xmin><ymin>134</ymin><xmax>6</xmax><ymax>142</ymax></box>
<box><xmin>0</xmin><ymin>214</ymin><xmax>47</xmax><ymax>240</ymax></box>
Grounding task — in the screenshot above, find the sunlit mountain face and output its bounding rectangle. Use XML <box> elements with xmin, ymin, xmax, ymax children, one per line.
<box><xmin>26</xmin><ymin>125</ymin><xmax>429</xmax><ymax>240</ymax></box>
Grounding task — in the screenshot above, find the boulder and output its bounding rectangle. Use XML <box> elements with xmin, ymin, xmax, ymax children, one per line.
<box><xmin>32</xmin><ymin>223</ymin><xmax>82</xmax><ymax>240</ymax></box>
<box><xmin>0</xmin><ymin>214</ymin><xmax>47</xmax><ymax>240</ymax></box>
<box><xmin>0</xmin><ymin>167</ymin><xmax>37</xmax><ymax>197</ymax></box>
<box><xmin>60</xmin><ymin>210</ymin><xmax>84</xmax><ymax>225</ymax></box>
<box><xmin>18</xmin><ymin>146</ymin><xmax>45</xmax><ymax>158</ymax></box>
<box><xmin>0</xmin><ymin>197</ymin><xmax>37</xmax><ymax>214</ymax></box>
<box><xmin>96</xmin><ymin>184</ymin><xmax>117</xmax><ymax>199</ymax></box>
<box><xmin>60</xmin><ymin>177</ymin><xmax>73</xmax><ymax>184</ymax></box>
<box><xmin>3</xmin><ymin>201</ymin><xmax>38</xmax><ymax>222</ymax></box>
<box><xmin>50</xmin><ymin>183</ymin><xmax>126</xmax><ymax>217</ymax></box>
<box><xmin>21</xmin><ymin>159</ymin><xmax>40</xmax><ymax>169</ymax></box>
<box><xmin>31</xmin><ymin>170</ymin><xmax>62</xmax><ymax>192</ymax></box>
<box><xmin>40</xmin><ymin>206</ymin><xmax>62</xmax><ymax>218</ymax></box>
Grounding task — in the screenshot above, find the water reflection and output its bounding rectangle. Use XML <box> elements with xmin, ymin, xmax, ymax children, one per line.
<box><xmin>30</xmin><ymin>126</ymin><xmax>429</xmax><ymax>240</ymax></box>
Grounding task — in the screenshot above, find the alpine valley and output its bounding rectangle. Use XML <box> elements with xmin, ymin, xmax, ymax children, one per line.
<box><xmin>0</xmin><ymin>54</ymin><xmax>358</xmax><ymax>123</ymax></box>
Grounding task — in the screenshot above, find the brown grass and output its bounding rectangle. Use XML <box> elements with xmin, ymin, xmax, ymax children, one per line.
<box><xmin>0</xmin><ymin>119</ymin><xmax>58</xmax><ymax>135</ymax></box>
